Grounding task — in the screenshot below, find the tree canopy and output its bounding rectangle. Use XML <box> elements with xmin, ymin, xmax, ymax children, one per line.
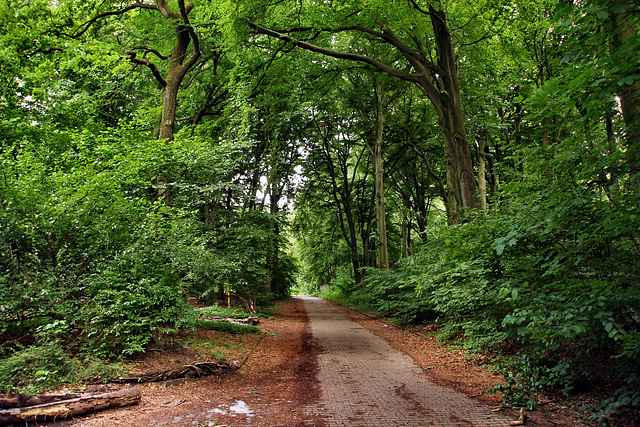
<box><xmin>1</xmin><ymin>0</ymin><xmax>639</xmax><ymax>421</ymax></box>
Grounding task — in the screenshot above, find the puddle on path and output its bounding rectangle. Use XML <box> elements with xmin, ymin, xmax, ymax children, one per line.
<box><xmin>230</xmin><ymin>400</ymin><xmax>253</xmax><ymax>417</ymax></box>
<box><xmin>206</xmin><ymin>400</ymin><xmax>254</xmax><ymax>423</ymax></box>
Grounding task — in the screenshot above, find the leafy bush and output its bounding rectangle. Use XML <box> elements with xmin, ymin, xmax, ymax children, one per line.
<box><xmin>82</xmin><ymin>240</ymin><xmax>198</xmax><ymax>356</ymax></box>
<box><xmin>400</xmin><ymin>221</ymin><xmax>513</xmax><ymax>352</ymax></box>
<box><xmin>0</xmin><ymin>341</ymin><xmax>129</xmax><ymax>393</ymax></box>
<box><xmin>362</xmin><ymin>266</ymin><xmax>435</xmax><ymax>324</ymax></box>
<box><xmin>321</xmin><ymin>288</ymin><xmax>376</xmax><ymax>313</ymax></box>
<box><xmin>501</xmin><ymin>289</ymin><xmax>640</xmax><ymax>407</ymax></box>
<box><xmin>360</xmin><ymin>163</ymin><xmax>640</xmax><ymax>417</ymax></box>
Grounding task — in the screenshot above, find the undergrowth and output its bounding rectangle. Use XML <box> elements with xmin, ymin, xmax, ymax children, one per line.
<box><xmin>0</xmin><ymin>341</ymin><xmax>128</xmax><ymax>394</ymax></box>
<box><xmin>0</xmin><ymin>301</ymin><xmax>269</xmax><ymax>394</ymax></box>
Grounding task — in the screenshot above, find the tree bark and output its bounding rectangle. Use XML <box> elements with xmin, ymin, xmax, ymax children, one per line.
<box><xmin>361</xmin><ymin>188</ymin><xmax>375</xmax><ymax>268</ymax></box>
<box><xmin>401</xmin><ymin>213</ymin><xmax>410</xmax><ymax>258</ymax></box>
<box><xmin>477</xmin><ymin>134</ymin><xmax>488</xmax><ymax>210</ymax></box>
<box><xmin>158</xmin><ymin>22</ymin><xmax>201</xmax><ymax>140</ymax></box>
<box><xmin>426</xmin><ymin>7</ymin><xmax>478</xmax><ymax>222</ymax></box>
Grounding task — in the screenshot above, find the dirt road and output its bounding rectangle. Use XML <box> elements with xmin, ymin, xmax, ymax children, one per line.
<box><xmin>55</xmin><ymin>296</ymin><xmax>562</xmax><ymax>426</ymax></box>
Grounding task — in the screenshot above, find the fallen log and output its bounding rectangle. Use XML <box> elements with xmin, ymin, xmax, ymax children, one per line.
<box><xmin>0</xmin><ymin>387</ymin><xmax>140</xmax><ymax>426</ymax></box>
<box><xmin>0</xmin><ymin>392</ymin><xmax>83</xmax><ymax>409</ymax></box>
<box><xmin>115</xmin><ymin>360</ymin><xmax>237</xmax><ymax>384</ymax></box>
<box><xmin>202</xmin><ymin>316</ymin><xmax>260</xmax><ymax>325</ymax></box>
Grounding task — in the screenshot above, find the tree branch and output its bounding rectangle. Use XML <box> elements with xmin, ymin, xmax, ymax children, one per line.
<box><xmin>412</xmin><ymin>143</ymin><xmax>448</xmax><ymax>205</ymax></box>
<box><xmin>70</xmin><ymin>4</ymin><xmax>151</xmax><ymax>38</ymax></box>
<box><xmin>459</xmin><ymin>8</ymin><xmax>506</xmax><ymax>48</ymax></box>
<box><xmin>71</xmin><ymin>0</ymin><xmax>195</xmax><ymax>40</ymax></box>
<box><xmin>249</xmin><ymin>22</ymin><xmax>420</xmax><ymax>84</ymax></box>
<box><xmin>178</xmin><ymin>0</ymin><xmax>192</xmax><ymax>25</ymax></box>
<box><xmin>333</xmin><ymin>24</ymin><xmax>440</xmax><ymax>75</ymax></box>
<box><xmin>407</xmin><ymin>0</ymin><xmax>434</xmax><ymax>16</ymax></box>
<box><xmin>130</xmin><ymin>45</ymin><xmax>169</xmax><ymax>60</ymax></box>
<box><xmin>408</xmin><ymin>0</ymin><xmax>449</xmax><ymax>34</ymax></box>
<box><xmin>182</xmin><ymin>25</ymin><xmax>201</xmax><ymax>70</ymax></box>
<box><xmin>156</xmin><ymin>0</ymin><xmax>193</xmax><ymax>20</ymax></box>
<box><xmin>125</xmin><ymin>51</ymin><xmax>167</xmax><ymax>86</ymax></box>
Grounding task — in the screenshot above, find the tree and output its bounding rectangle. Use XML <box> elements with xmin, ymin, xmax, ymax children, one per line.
<box><xmin>66</xmin><ymin>0</ymin><xmax>206</xmax><ymax>140</ymax></box>
<box><xmin>384</xmin><ymin>89</ymin><xmax>445</xmax><ymax>246</ymax></box>
<box><xmin>242</xmin><ymin>0</ymin><xmax>483</xmax><ymax>222</ymax></box>
<box><xmin>604</xmin><ymin>1</ymin><xmax>640</xmax><ymax>189</ymax></box>
<box><xmin>340</xmin><ymin>69</ymin><xmax>405</xmax><ymax>269</ymax></box>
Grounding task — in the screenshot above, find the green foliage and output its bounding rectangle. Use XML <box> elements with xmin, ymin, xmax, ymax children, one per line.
<box><xmin>320</xmin><ymin>270</ymin><xmax>376</xmax><ymax>313</ymax></box>
<box><xmin>321</xmin><ymin>288</ymin><xmax>375</xmax><ymax>313</ymax></box>
<box><xmin>367</xmin><ymin>218</ymin><xmax>511</xmax><ymax>353</ymax></box>
<box><xmin>501</xmin><ymin>289</ymin><xmax>640</xmax><ymax>405</ymax></box>
<box><xmin>2</xmin><ymin>0</ymin><xmax>639</xmax><ymax>421</ymax></box>
<box><xmin>0</xmin><ymin>128</ymin><xmax>198</xmax><ymax>353</ymax></box>
<box><xmin>362</xmin><ymin>266</ymin><xmax>435</xmax><ymax>324</ymax></box>
<box><xmin>358</xmin><ymin>161</ymin><xmax>640</xmax><ymax>412</ymax></box>
<box><xmin>82</xmin><ymin>263</ymin><xmax>198</xmax><ymax>356</ymax></box>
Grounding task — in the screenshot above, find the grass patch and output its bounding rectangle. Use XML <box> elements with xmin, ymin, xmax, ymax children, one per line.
<box><xmin>196</xmin><ymin>305</ymin><xmax>276</xmax><ymax>319</ymax></box>
<box><xmin>197</xmin><ymin>319</ymin><xmax>260</xmax><ymax>334</ymax></box>
<box><xmin>182</xmin><ymin>336</ymin><xmax>250</xmax><ymax>360</ymax></box>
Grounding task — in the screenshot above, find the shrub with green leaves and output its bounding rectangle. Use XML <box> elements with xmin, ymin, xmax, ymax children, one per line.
<box><xmin>362</xmin><ymin>266</ymin><xmax>434</xmax><ymax>324</ymax></box>
<box><xmin>82</xmin><ymin>239</ymin><xmax>199</xmax><ymax>356</ymax></box>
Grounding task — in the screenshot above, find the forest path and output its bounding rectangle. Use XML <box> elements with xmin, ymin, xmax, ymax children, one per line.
<box><xmin>301</xmin><ymin>295</ymin><xmax>512</xmax><ymax>426</ymax></box>
<box><xmin>51</xmin><ymin>296</ymin><xmax>560</xmax><ymax>426</ymax></box>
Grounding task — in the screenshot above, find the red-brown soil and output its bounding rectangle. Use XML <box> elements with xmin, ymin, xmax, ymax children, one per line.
<box><xmin>56</xmin><ymin>298</ymin><xmax>320</xmax><ymax>426</ymax></box>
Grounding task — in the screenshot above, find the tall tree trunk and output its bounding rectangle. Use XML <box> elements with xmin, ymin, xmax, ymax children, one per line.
<box><xmin>119</xmin><ymin>2</ymin><xmax>200</xmax><ymax>202</ymax></box>
<box><xmin>371</xmin><ymin>94</ymin><xmax>389</xmax><ymax>269</ymax></box>
<box><xmin>159</xmin><ymin>79</ymin><xmax>180</xmax><ymax>140</ymax></box>
<box><xmin>477</xmin><ymin>134</ymin><xmax>488</xmax><ymax>210</ymax></box>
<box><xmin>318</xmin><ymin>127</ymin><xmax>363</xmax><ymax>284</ymax></box>
<box><xmin>401</xmin><ymin>213</ymin><xmax>410</xmax><ymax>258</ymax></box>
<box><xmin>266</xmin><ymin>185</ymin><xmax>280</xmax><ymax>294</ymax></box>
<box><xmin>158</xmin><ymin>24</ymin><xmax>200</xmax><ymax>140</ymax></box>
<box><xmin>361</xmin><ymin>189</ymin><xmax>375</xmax><ymax>269</ymax></box>
<box><xmin>340</xmin><ymin>165</ymin><xmax>363</xmax><ymax>284</ymax></box>
<box><xmin>608</xmin><ymin>3</ymin><xmax>640</xmax><ymax>191</ymax></box>
<box><xmin>427</xmin><ymin>7</ymin><xmax>478</xmax><ymax>223</ymax></box>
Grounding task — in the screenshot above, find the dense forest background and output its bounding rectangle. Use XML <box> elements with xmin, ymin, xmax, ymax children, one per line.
<box><xmin>1</xmin><ymin>0</ymin><xmax>639</xmax><ymax>421</ymax></box>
